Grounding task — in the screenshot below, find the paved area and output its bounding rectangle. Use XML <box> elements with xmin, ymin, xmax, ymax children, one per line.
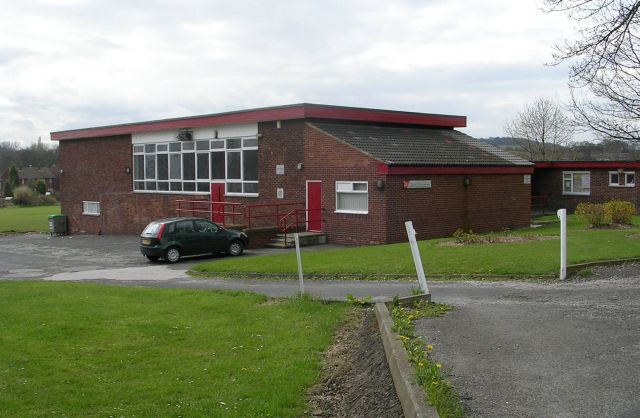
<box><xmin>419</xmin><ymin>265</ymin><xmax>640</xmax><ymax>418</ymax></box>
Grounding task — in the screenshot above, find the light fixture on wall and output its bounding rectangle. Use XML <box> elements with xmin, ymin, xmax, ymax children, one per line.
<box><xmin>376</xmin><ymin>179</ymin><xmax>384</xmax><ymax>190</ymax></box>
<box><xmin>126</xmin><ymin>167</ymin><xmax>131</xmax><ymax>174</ymax></box>
<box><xmin>59</xmin><ymin>169</ymin><xmax>64</xmax><ymax>175</ymax></box>
<box><xmin>464</xmin><ymin>176</ymin><xmax>471</xmax><ymax>187</ymax></box>
<box><xmin>296</xmin><ymin>163</ymin><xmax>304</xmax><ymax>170</ymax></box>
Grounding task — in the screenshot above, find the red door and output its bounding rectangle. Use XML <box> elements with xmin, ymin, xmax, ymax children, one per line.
<box><xmin>210</xmin><ymin>183</ymin><xmax>225</xmax><ymax>223</ymax></box>
<box><xmin>306</xmin><ymin>181</ymin><xmax>322</xmax><ymax>232</ymax></box>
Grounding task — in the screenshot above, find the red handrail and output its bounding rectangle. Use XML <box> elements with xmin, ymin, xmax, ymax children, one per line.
<box><xmin>243</xmin><ymin>201</ymin><xmax>304</xmax><ymax>228</ymax></box>
<box><xmin>278</xmin><ymin>208</ymin><xmax>324</xmax><ymax>244</ymax></box>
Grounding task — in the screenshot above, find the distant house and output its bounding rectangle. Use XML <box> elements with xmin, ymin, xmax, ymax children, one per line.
<box><xmin>0</xmin><ymin>166</ymin><xmax>59</xmax><ymax>197</ymax></box>
<box><xmin>533</xmin><ymin>161</ymin><xmax>639</xmax><ymax>212</ymax></box>
<box><xmin>51</xmin><ymin>103</ymin><xmax>533</xmax><ymax>245</ymax></box>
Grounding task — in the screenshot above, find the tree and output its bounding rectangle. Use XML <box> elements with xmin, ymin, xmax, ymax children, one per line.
<box><xmin>5</xmin><ymin>164</ymin><xmax>19</xmax><ymax>197</ymax></box>
<box><xmin>504</xmin><ymin>98</ymin><xmax>574</xmax><ymax>160</ymax></box>
<box><xmin>544</xmin><ymin>0</ymin><xmax>640</xmax><ymax>141</ymax></box>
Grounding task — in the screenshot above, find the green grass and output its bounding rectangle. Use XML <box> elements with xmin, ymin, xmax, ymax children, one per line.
<box><xmin>192</xmin><ymin>215</ymin><xmax>640</xmax><ymax>278</ymax></box>
<box><xmin>0</xmin><ymin>282</ymin><xmax>348</xmax><ymax>417</ymax></box>
<box><xmin>0</xmin><ymin>204</ymin><xmax>60</xmax><ymax>233</ymax></box>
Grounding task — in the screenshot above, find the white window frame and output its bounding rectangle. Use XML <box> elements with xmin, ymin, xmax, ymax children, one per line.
<box><xmin>563</xmin><ymin>171</ymin><xmax>591</xmax><ymax>196</ymax></box>
<box><xmin>609</xmin><ymin>171</ymin><xmax>636</xmax><ymax>187</ymax></box>
<box><xmin>82</xmin><ymin>201</ymin><xmax>100</xmax><ymax>216</ymax></box>
<box><xmin>335</xmin><ymin>181</ymin><xmax>369</xmax><ymax>214</ymax></box>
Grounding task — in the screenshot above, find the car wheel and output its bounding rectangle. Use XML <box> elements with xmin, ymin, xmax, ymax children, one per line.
<box><xmin>146</xmin><ymin>255</ymin><xmax>160</xmax><ymax>262</ymax></box>
<box><xmin>227</xmin><ymin>240</ymin><xmax>244</xmax><ymax>256</ymax></box>
<box><xmin>165</xmin><ymin>246</ymin><xmax>181</xmax><ymax>263</ymax></box>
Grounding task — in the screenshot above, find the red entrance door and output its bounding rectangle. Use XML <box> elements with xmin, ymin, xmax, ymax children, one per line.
<box><xmin>210</xmin><ymin>183</ymin><xmax>225</xmax><ymax>223</ymax></box>
<box><xmin>306</xmin><ymin>181</ymin><xmax>322</xmax><ymax>232</ymax></box>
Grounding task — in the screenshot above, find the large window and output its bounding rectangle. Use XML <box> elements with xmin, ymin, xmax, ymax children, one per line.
<box><xmin>609</xmin><ymin>171</ymin><xmax>635</xmax><ymax>187</ymax></box>
<box><xmin>563</xmin><ymin>172</ymin><xmax>590</xmax><ymax>195</ymax></box>
<box><xmin>335</xmin><ymin>181</ymin><xmax>368</xmax><ymax>214</ymax></box>
<box><xmin>133</xmin><ymin>136</ymin><xmax>258</xmax><ymax>195</ymax></box>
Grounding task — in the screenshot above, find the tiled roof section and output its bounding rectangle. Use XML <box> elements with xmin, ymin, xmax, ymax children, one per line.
<box><xmin>18</xmin><ymin>166</ymin><xmax>57</xmax><ymax>180</ymax></box>
<box><xmin>311</xmin><ymin>122</ymin><xmax>533</xmax><ymax>167</ymax></box>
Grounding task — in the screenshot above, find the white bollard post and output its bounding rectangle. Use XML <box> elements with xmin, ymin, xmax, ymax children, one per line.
<box><xmin>557</xmin><ymin>209</ymin><xmax>567</xmax><ymax>280</ymax></box>
<box><xmin>294</xmin><ymin>233</ymin><xmax>305</xmax><ymax>294</ymax></box>
<box><xmin>405</xmin><ymin>221</ymin><xmax>429</xmax><ymax>293</ymax></box>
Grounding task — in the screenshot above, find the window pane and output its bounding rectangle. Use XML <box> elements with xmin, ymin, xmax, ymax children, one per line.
<box><xmin>243</xmin><ymin>149</ymin><xmax>258</xmax><ymax>181</ymax></box>
<box><xmin>144</xmin><ymin>144</ymin><xmax>156</xmax><ymax>153</ymax></box>
<box><xmin>610</xmin><ymin>173</ymin><xmax>619</xmax><ymax>184</ymax></box>
<box><xmin>183</xmin><ymin>153</ymin><xmax>195</xmax><ymax>180</ymax></box>
<box><xmin>134</xmin><ymin>155</ymin><xmax>144</xmax><ymax>180</ymax></box>
<box><xmin>196</xmin><ymin>140</ymin><xmax>209</xmax><ymax>151</ymax></box>
<box><xmin>243</xmin><ymin>137</ymin><xmax>258</xmax><ymax>147</ymax></box>
<box><xmin>227</xmin><ymin>182</ymin><xmax>242</xmax><ymax>193</ymax></box>
<box><xmin>170</xmin><ymin>182</ymin><xmax>182</xmax><ymax>191</ymax></box>
<box><xmin>243</xmin><ymin>182</ymin><xmax>258</xmax><ymax>194</ymax></box>
<box><xmin>564</xmin><ymin>179</ymin><xmax>572</xmax><ymax>192</ymax></box>
<box><xmin>211</xmin><ymin>152</ymin><xmax>225</xmax><ymax>179</ymax></box>
<box><xmin>626</xmin><ymin>173</ymin><xmax>635</xmax><ymax>185</ymax></box>
<box><xmin>158</xmin><ymin>154</ymin><xmax>169</xmax><ymax>180</ymax></box>
<box><xmin>183</xmin><ymin>182</ymin><xmax>196</xmax><ymax>192</ymax></box>
<box><xmin>353</xmin><ymin>182</ymin><xmax>367</xmax><ymax>191</ymax></box>
<box><xmin>337</xmin><ymin>192</ymin><xmax>368</xmax><ymax>212</ymax></box>
<box><xmin>145</xmin><ymin>155</ymin><xmax>156</xmax><ymax>179</ymax></box>
<box><xmin>573</xmin><ymin>173</ymin><xmax>590</xmax><ymax>193</ymax></box>
<box><xmin>157</xmin><ymin>144</ymin><xmax>168</xmax><ymax>152</ymax></box>
<box><xmin>211</xmin><ymin>140</ymin><xmax>224</xmax><ymax>149</ymax></box>
<box><xmin>226</xmin><ymin>138</ymin><xmax>241</xmax><ymax>149</ymax></box>
<box><xmin>197</xmin><ymin>182</ymin><xmax>209</xmax><ymax>192</ymax></box>
<box><xmin>145</xmin><ymin>181</ymin><xmax>157</xmax><ymax>190</ymax></box>
<box><xmin>170</xmin><ymin>154</ymin><xmax>181</xmax><ymax>179</ymax></box>
<box><xmin>133</xmin><ymin>145</ymin><xmax>144</xmax><ymax>153</ymax></box>
<box><xmin>182</xmin><ymin>142</ymin><xmax>195</xmax><ymax>151</ymax></box>
<box><xmin>134</xmin><ymin>181</ymin><xmax>144</xmax><ymax>190</ymax></box>
<box><xmin>157</xmin><ymin>181</ymin><xmax>169</xmax><ymax>191</ymax></box>
<box><xmin>197</xmin><ymin>153</ymin><xmax>209</xmax><ymax>179</ymax></box>
<box><xmin>227</xmin><ymin>152</ymin><xmax>241</xmax><ymax>179</ymax></box>
<box><xmin>169</xmin><ymin>142</ymin><xmax>181</xmax><ymax>152</ymax></box>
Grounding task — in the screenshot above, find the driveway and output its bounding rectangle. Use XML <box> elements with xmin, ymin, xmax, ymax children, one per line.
<box><xmin>419</xmin><ymin>265</ymin><xmax>640</xmax><ymax>418</ymax></box>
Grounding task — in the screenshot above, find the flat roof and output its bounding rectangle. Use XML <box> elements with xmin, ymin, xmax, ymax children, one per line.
<box><xmin>50</xmin><ymin>103</ymin><xmax>467</xmax><ymax>141</ymax></box>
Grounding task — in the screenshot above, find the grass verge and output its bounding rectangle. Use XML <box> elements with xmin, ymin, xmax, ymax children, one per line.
<box><xmin>390</xmin><ymin>299</ymin><xmax>463</xmax><ymax>417</ymax></box>
<box><xmin>0</xmin><ymin>282</ymin><xmax>348</xmax><ymax>417</ymax></box>
<box><xmin>0</xmin><ymin>204</ymin><xmax>60</xmax><ymax>233</ymax></box>
<box><xmin>191</xmin><ymin>215</ymin><xmax>640</xmax><ymax>278</ymax></box>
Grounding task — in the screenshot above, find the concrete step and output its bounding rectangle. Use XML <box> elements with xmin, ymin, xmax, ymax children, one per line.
<box><xmin>266</xmin><ymin>232</ymin><xmax>327</xmax><ymax>248</ymax></box>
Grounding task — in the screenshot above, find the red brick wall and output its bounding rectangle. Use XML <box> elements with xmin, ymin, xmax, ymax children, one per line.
<box><xmin>384</xmin><ymin>174</ymin><xmax>531</xmax><ymax>243</ymax></box>
<box><xmin>533</xmin><ymin>168</ymin><xmax>639</xmax><ymax>212</ymax></box>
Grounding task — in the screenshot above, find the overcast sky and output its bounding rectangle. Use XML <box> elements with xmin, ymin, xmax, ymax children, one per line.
<box><xmin>0</xmin><ymin>0</ymin><xmax>578</xmax><ymax>146</ymax></box>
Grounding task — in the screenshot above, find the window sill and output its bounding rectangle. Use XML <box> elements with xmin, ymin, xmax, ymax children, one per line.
<box><xmin>562</xmin><ymin>192</ymin><xmax>590</xmax><ymax>196</ymax></box>
<box><xmin>335</xmin><ymin>210</ymin><xmax>368</xmax><ymax>215</ymax></box>
<box><xmin>608</xmin><ymin>184</ymin><xmax>635</xmax><ymax>188</ymax></box>
<box><xmin>224</xmin><ymin>193</ymin><xmax>259</xmax><ymax>198</ymax></box>
<box><xmin>82</xmin><ymin>212</ymin><xmax>100</xmax><ymax>216</ymax></box>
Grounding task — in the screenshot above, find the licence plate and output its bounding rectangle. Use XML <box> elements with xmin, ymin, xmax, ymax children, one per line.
<box><xmin>141</xmin><ymin>239</ymin><xmax>151</xmax><ymax>245</ymax></box>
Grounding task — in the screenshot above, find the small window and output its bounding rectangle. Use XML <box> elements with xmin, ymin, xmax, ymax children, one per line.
<box><xmin>563</xmin><ymin>172</ymin><xmax>590</xmax><ymax>195</ymax></box>
<box><xmin>335</xmin><ymin>181</ymin><xmax>368</xmax><ymax>214</ymax></box>
<box><xmin>82</xmin><ymin>201</ymin><xmax>100</xmax><ymax>216</ymax></box>
<box><xmin>609</xmin><ymin>172</ymin><xmax>620</xmax><ymax>186</ymax></box>
<box><xmin>226</xmin><ymin>138</ymin><xmax>241</xmax><ymax>149</ymax></box>
<box><xmin>609</xmin><ymin>171</ymin><xmax>635</xmax><ymax>187</ymax></box>
<box><xmin>625</xmin><ymin>172</ymin><xmax>635</xmax><ymax>186</ymax></box>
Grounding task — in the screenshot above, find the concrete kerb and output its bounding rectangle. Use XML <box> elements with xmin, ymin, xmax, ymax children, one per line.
<box><xmin>374</xmin><ymin>294</ymin><xmax>439</xmax><ymax>418</ymax></box>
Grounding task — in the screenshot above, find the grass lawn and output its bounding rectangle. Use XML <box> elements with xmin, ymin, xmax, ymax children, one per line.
<box><xmin>192</xmin><ymin>215</ymin><xmax>640</xmax><ymax>278</ymax></box>
<box><xmin>0</xmin><ymin>204</ymin><xmax>60</xmax><ymax>233</ymax></box>
<box><xmin>0</xmin><ymin>282</ymin><xmax>349</xmax><ymax>417</ymax></box>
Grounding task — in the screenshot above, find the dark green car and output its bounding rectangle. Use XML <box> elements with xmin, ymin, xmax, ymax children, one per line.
<box><xmin>139</xmin><ymin>217</ymin><xmax>248</xmax><ymax>263</ymax></box>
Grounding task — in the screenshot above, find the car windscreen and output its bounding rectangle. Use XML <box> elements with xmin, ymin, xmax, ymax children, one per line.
<box><xmin>141</xmin><ymin>222</ymin><xmax>162</xmax><ymax>237</ymax></box>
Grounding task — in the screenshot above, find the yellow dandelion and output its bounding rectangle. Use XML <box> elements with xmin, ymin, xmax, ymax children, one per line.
<box><xmin>427</xmin><ymin>344</ymin><xmax>433</xmax><ymax>350</ymax></box>
<box><xmin>436</xmin><ymin>363</ymin><xmax>442</xmax><ymax>368</ymax></box>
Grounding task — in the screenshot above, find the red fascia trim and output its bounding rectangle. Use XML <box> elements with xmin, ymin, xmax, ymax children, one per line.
<box><xmin>51</xmin><ymin>103</ymin><xmax>466</xmax><ymax>141</ymax></box>
<box><xmin>303</xmin><ymin>104</ymin><xmax>466</xmax><ymax>128</ymax></box>
<box><xmin>535</xmin><ymin>161</ymin><xmax>640</xmax><ymax>169</ymax></box>
<box><xmin>377</xmin><ymin>164</ymin><xmax>534</xmax><ymax>175</ymax></box>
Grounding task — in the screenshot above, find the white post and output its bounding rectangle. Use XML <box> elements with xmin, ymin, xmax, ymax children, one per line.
<box><xmin>405</xmin><ymin>221</ymin><xmax>429</xmax><ymax>293</ymax></box>
<box><xmin>294</xmin><ymin>233</ymin><xmax>305</xmax><ymax>294</ymax></box>
<box><xmin>557</xmin><ymin>209</ymin><xmax>567</xmax><ymax>280</ymax></box>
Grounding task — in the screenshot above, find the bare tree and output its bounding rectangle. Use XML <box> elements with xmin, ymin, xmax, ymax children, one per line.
<box><xmin>504</xmin><ymin>98</ymin><xmax>574</xmax><ymax>160</ymax></box>
<box><xmin>544</xmin><ymin>0</ymin><xmax>640</xmax><ymax>141</ymax></box>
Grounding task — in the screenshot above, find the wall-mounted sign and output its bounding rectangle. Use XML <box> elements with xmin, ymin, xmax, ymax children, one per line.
<box><xmin>276</xmin><ymin>164</ymin><xmax>285</xmax><ymax>175</ymax></box>
<box><xmin>277</xmin><ymin>188</ymin><xmax>284</xmax><ymax>199</ymax></box>
<box><xmin>523</xmin><ymin>175</ymin><xmax>531</xmax><ymax>185</ymax></box>
<box><xmin>403</xmin><ymin>180</ymin><xmax>432</xmax><ymax>189</ymax></box>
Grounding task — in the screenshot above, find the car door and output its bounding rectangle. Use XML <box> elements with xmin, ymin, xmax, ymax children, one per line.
<box><xmin>193</xmin><ymin>219</ymin><xmax>226</xmax><ymax>253</ymax></box>
<box><xmin>173</xmin><ymin>220</ymin><xmax>197</xmax><ymax>255</ymax></box>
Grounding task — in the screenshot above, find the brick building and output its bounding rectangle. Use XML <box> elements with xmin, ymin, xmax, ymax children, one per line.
<box><xmin>533</xmin><ymin>161</ymin><xmax>639</xmax><ymax>213</ymax></box>
<box><xmin>51</xmin><ymin>103</ymin><xmax>533</xmax><ymax>245</ymax></box>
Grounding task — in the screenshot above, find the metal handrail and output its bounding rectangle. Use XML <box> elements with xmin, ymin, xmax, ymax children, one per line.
<box><xmin>244</xmin><ymin>201</ymin><xmax>304</xmax><ymax>228</ymax></box>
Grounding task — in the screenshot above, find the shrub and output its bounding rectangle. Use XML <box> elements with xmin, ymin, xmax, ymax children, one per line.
<box><xmin>604</xmin><ymin>200</ymin><xmax>635</xmax><ymax>225</ymax></box>
<box><xmin>452</xmin><ymin>229</ymin><xmax>483</xmax><ymax>244</ymax></box>
<box><xmin>575</xmin><ymin>203</ymin><xmax>610</xmax><ymax>227</ymax></box>
<box><xmin>11</xmin><ymin>186</ymin><xmax>38</xmax><ymax>206</ymax></box>
<box><xmin>37</xmin><ymin>194</ymin><xmax>59</xmax><ymax>205</ymax></box>
<box><xmin>35</xmin><ymin>179</ymin><xmax>46</xmax><ymax>195</ymax></box>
